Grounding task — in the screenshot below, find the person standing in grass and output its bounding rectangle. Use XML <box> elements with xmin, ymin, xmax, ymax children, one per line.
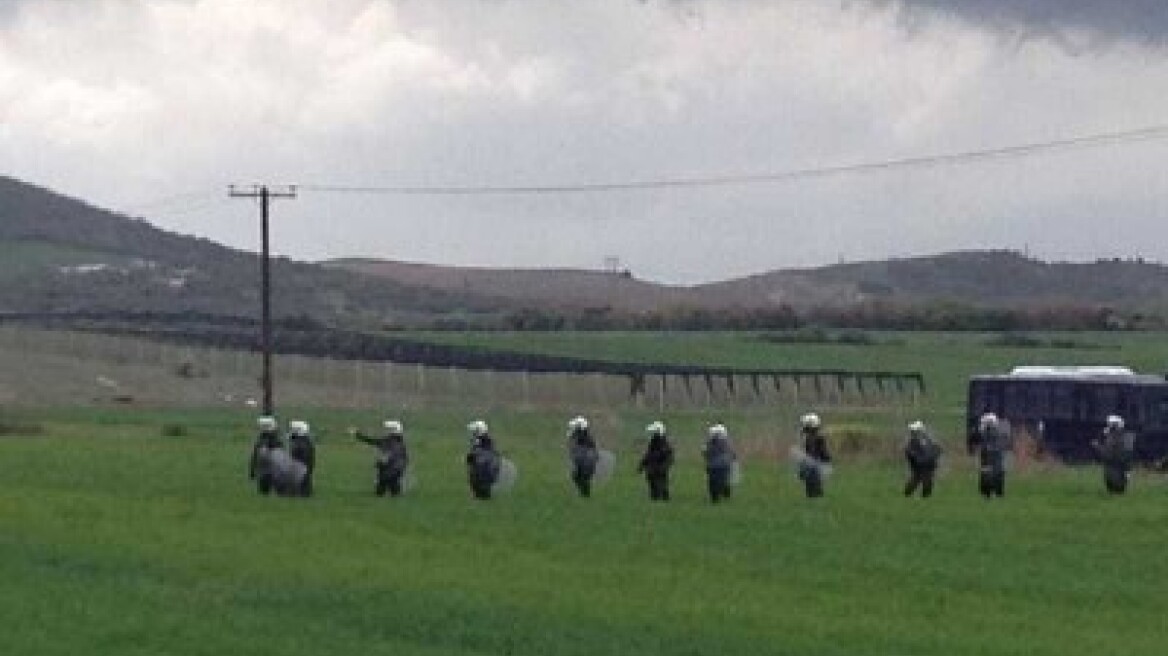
<box><xmin>248</xmin><ymin>415</ymin><xmax>283</xmax><ymax>495</ymax></box>
<box><xmin>287</xmin><ymin>420</ymin><xmax>316</xmax><ymax>497</ymax></box>
<box><xmin>903</xmin><ymin>420</ymin><xmax>941</xmax><ymax>498</ymax></box>
<box><xmin>968</xmin><ymin>413</ymin><xmax>1011</xmax><ymax>499</ymax></box>
<box><xmin>637</xmin><ymin>421</ymin><xmax>674</xmax><ymax>501</ymax></box>
<box><xmin>702</xmin><ymin>423</ymin><xmax>736</xmax><ymax>503</ymax></box>
<box><xmin>1093</xmin><ymin>414</ymin><xmax>1135</xmax><ymax>495</ymax></box>
<box><xmin>466</xmin><ymin>420</ymin><xmax>500</xmax><ymax>500</ymax></box>
<box><xmin>566</xmin><ymin>415</ymin><xmax>600</xmax><ymax>498</ymax></box>
<box><xmin>797</xmin><ymin>413</ymin><xmax>832</xmax><ymax>498</ymax></box>
<box><xmin>351</xmin><ymin>420</ymin><xmax>410</xmax><ymax>497</ymax></box>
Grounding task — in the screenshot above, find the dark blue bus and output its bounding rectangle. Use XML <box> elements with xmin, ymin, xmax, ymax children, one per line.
<box><xmin>967</xmin><ymin>366</ymin><xmax>1168</xmax><ymax>464</ymax></box>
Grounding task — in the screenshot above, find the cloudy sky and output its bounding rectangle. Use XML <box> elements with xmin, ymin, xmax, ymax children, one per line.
<box><xmin>3</xmin><ymin>0</ymin><xmax>1168</xmax><ymax>283</ymax></box>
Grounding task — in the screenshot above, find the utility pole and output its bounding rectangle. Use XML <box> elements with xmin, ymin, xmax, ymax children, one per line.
<box><xmin>228</xmin><ymin>184</ymin><xmax>297</xmax><ymax>416</ymax></box>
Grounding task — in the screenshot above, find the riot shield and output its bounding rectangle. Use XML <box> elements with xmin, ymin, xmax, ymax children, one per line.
<box><xmin>789</xmin><ymin>445</ymin><xmax>834</xmax><ymax>479</ymax></box>
<box><xmin>593</xmin><ymin>449</ymin><xmax>616</xmax><ymax>484</ymax></box>
<box><xmin>401</xmin><ymin>464</ymin><xmax>417</xmax><ymax>493</ymax></box>
<box><xmin>728</xmin><ymin>460</ymin><xmax>742</xmax><ymax>487</ymax></box>
<box><xmin>492</xmin><ymin>457</ymin><xmax>518</xmax><ymax>493</ymax></box>
<box><xmin>268</xmin><ymin>448</ymin><xmax>307</xmax><ymax>495</ymax></box>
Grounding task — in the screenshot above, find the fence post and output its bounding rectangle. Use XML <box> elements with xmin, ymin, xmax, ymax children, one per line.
<box><xmin>383</xmin><ymin>361</ymin><xmax>393</xmax><ymax>402</ymax></box>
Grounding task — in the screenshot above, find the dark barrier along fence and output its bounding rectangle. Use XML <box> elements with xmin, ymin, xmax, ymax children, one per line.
<box><xmin>0</xmin><ymin>321</ymin><xmax>924</xmax><ymax>411</ymax></box>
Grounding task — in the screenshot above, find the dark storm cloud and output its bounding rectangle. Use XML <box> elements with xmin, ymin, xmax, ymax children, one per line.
<box><xmin>880</xmin><ymin>0</ymin><xmax>1168</xmax><ymax>46</ymax></box>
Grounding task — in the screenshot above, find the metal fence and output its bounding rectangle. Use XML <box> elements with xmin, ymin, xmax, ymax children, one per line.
<box><xmin>0</xmin><ymin>326</ymin><xmax>920</xmax><ymax>413</ymax></box>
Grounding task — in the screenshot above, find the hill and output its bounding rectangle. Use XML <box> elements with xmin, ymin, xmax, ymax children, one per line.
<box><xmin>324</xmin><ymin>258</ymin><xmax>706</xmax><ymax>311</ymax></box>
<box><xmin>703</xmin><ymin>250</ymin><xmax>1168</xmax><ymax>310</ymax></box>
<box><xmin>332</xmin><ymin>250</ymin><xmax>1168</xmax><ymax>313</ymax></box>
<box><xmin>0</xmin><ymin>176</ymin><xmax>501</xmax><ymax>326</ymax></box>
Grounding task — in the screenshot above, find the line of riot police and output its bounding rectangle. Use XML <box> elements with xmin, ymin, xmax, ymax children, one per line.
<box><xmin>247</xmin><ymin>410</ymin><xmax>1138</xmax><ymax>501</ymax></box>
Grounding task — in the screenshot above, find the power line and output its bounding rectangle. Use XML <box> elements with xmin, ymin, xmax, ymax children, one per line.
<box><xmin>119</xmin><ymin>190</ymin><xmax>221</xmax><ymax>214</ymax></box>
<box><xmin>299</xmin><ymin>123</ymin><xmax>1168</xmax><ymax>196</ymax></box>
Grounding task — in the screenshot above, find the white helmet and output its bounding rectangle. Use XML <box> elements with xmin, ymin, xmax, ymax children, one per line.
<box><xmin>257</xmin><ymin>416</ymin><xmax>277</xmax><ymax>432</ymax></box>
<box><xmin>467</xmin><ymin>420</ymin><xmax>488</xmax><ymax>437</ymax></box>
<box><xmin>288</xmin><ymin>420</ymin><xmax>310</xmax><ymax>437</ymax></box>
<box><xmin>1106</xmin><ymin>415</ymin><xmax>1124</xmax><ymax>430</ymax></box>
<box><xmin>708</xmin><ymin>423</ymin><xmax>728</xmax><ymax>439</ymax></box>
<box><xmin>646</xmin><ymin>421</ymin><xmax>666</xmax><ymax>436</ymax></box>
<box><xmin>800</xmin><ymin>413</ymin><xmax>821</xmax><ymax>430</ymax></box>
<box><xmin>908</xmin><ymin>420</ymin><xmax>926</xmax><ymax>434</ymax></box>
<box><xmin>979</xmin><ymin>413</ymin><xmax>999</xmax><ymax>430</ymax></box>
<box><xmin>383</xmin><ymin>420</ymin><xmax>403</xmax><ymax>435</ymax></box>
<box><xmin>568</xmin><ymin>416</ymin><xmax>588</xmax><ymax>431</ymax></box>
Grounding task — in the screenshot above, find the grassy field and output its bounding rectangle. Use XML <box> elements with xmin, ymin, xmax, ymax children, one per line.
<box><xmin>2</xmin><ymin>407</ymin><xmax>1166</xmax><ymax>655</ymax></box>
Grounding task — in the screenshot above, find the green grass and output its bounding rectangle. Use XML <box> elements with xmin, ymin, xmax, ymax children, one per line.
<box><xmin>2</xmin><ymin>408</ymin><xmax>1166</xmax><ymax>655</ymax></box>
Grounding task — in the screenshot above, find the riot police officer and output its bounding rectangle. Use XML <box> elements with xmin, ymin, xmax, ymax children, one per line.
<box><xmin>637</xmin><ymin>421</ymin><xmax>674</xmax><ymax>501</ymax></box>
<box><xmin>248</xmin><ymin>415</ymin><xmax>283</xmax><ymax>495</ymax></box>
<box><xmin>968</xmin><ymin>413</ymin><xmax>1011</xmax><ymax>499</ymax></box>
<box><xmin>1093</xmin><ymin>414</ymin><xmax>1135</xmax><ymax>495</ymax></box>
<box><xmin>287</xmin><ymin>420</ymin><xmax>316</xmax><ymax>497</ymax></box>
<box><xmin>702</xmin><ymin>423</ymin><xmax>737</xmax><ymax>503</ymax></box>
<box><xmin>566</xmin><ymin>416</ymin><xmax>600</xmax><ymax>498</ymax></box>
<box><xmin>797</xmin><ymin>413</ymin><xmax>832</xmax><ymax>498</ymax></box>
<box><xmin>903</xmin><ymin>420</ymin><xmax>941</xmax><ymax>498</ymax></box>
<box><xmin>466</xmin><ymin>420</ymin><xmax>500</xmax><ymax>500</ymax></box>
<box><xmin>353</xmin><ymin>419</ymin><xmax>410</xmax><ymax>497</ymax></box>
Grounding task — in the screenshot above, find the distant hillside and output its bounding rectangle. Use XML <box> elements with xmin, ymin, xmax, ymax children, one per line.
<box><xmin>4</xmin><ymin>175</ymin><xmax>1167</xmax><ymax>335</ymax></box>
<box><xmin>701</xmin><ymin>251</ymin><xmax>1168</xmax><ymax>310</ymax></box>
<box><xmin>331</xmin><ymin>250</ymin><xmax>1168</xmax><ymax>313</ymax></box>
<box><xmin>0</xmin><ymin>176</ymin><xmax>500</xmax><ymax>325</ymax></box>
<box><xmin>325</xmin><ymin>259</ymin><xmax>705</xmax><ymax>311</ymax></box>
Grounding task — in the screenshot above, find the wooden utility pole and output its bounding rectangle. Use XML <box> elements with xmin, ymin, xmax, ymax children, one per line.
<box><xmin>228</xmin><ymin>184</ymin><xmax>297</xmax><ymax>416</ymax></box>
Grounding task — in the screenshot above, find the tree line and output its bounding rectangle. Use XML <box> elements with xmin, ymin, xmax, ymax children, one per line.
<box><xmin>419</xmin><ymin>300</ymin><xmax>1152</xmax><ymax>332</ymax></box>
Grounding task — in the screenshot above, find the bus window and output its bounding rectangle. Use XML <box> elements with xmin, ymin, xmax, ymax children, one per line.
<box><xmin>968</xmin><ymin>382</ymin><xmax>1001</xmax><ymax>418</ymax></box>
<box><xmin>1005</xmin><ymin>382</ymin><xmax>1039</xmax><ymax>419</ymax></box>
<box><xmin>1048</xmin><ymin>383</ymin><xmax>1072</xmax><ymax>420</ymax></box>
<box><xmin>1148</xmin><ymin>396</ymin><xmax>1168</xmax><ymax>430</ymax></box>
<box><xmin>1073</xmin><ymin>386</ymin><xmax>1094</xmax><ymax>422</ymax></box>
<box><xmin>1095</xmin><ymin>385</ymin><xmax>1120</xmax><ymax>418</ymax></box>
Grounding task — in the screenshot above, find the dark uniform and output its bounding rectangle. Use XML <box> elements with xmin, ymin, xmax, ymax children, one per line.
<box><xmin>904</xmin><ymin>429</ymin><xmax>941</xmax><ymax>498</ymax></box>
<box><xmin>702</xmin><ymin>429</ymin><xmax>736</xmax><ymax>503</ymax></box>
<box><xmin>799</xmin><ymin>428</ymin><xmax>832</xmax><ymax>498</ymax></box>
<box><xmin>355</xmin><ymin>430</ymin><xmax>410</xmax><ymax>497</ymax></box>
<box><xmin>567</xmin><ymin>426</ymin><xmax>599</xmax><ymax>498</ymax></box>
<box><xmin>248</xmin><ymin>426</ymin><xmax>283</xmax><ymax>495</ymax></box>
<box><xmin>968</xmin><ymin>419</ymin><xmax>1010</xmax><ymax>498</ymax></box>
<box><xmin>466</xmin><ymin>434</ymin><xmax>501</xmax><ymax>500</ymax></box>
<box><xmin>638</xmin><ymin>432</ymin><xmax>674</xmax><ymax>501</ymax></box>
<box><xmin>287</xmin><ymin>428</ymin><xmax>316</xmax><ymax>498</ymax></box>
<box><xmin>1094</xmin><ymin>426</ymin><xmax>1135</xmax><ymax>495</ymax></box>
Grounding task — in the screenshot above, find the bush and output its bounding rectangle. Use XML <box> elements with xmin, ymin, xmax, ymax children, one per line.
<box><xmin>830</xmin><ymin>425</ymin><xmax>888</xmax><ymax>457</ymax></box>
<box><xmin>983</xmin><ymin>332</ymin><xmax>1111</xmax><ymax>350</ymax></box>
<box><xmin>0</xmin><ymin>421</ymin><xmax>45</xmax><ymax>436</ymax></box>
<box><xmin>160</xmin><ymin>423</ymin><xmax>188</xmax><ymax>438</ymax></box>
<box><xmin>757</xmin><ymin>327</ymin><xmax>887</xmax><ymax>346</ymax></box>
